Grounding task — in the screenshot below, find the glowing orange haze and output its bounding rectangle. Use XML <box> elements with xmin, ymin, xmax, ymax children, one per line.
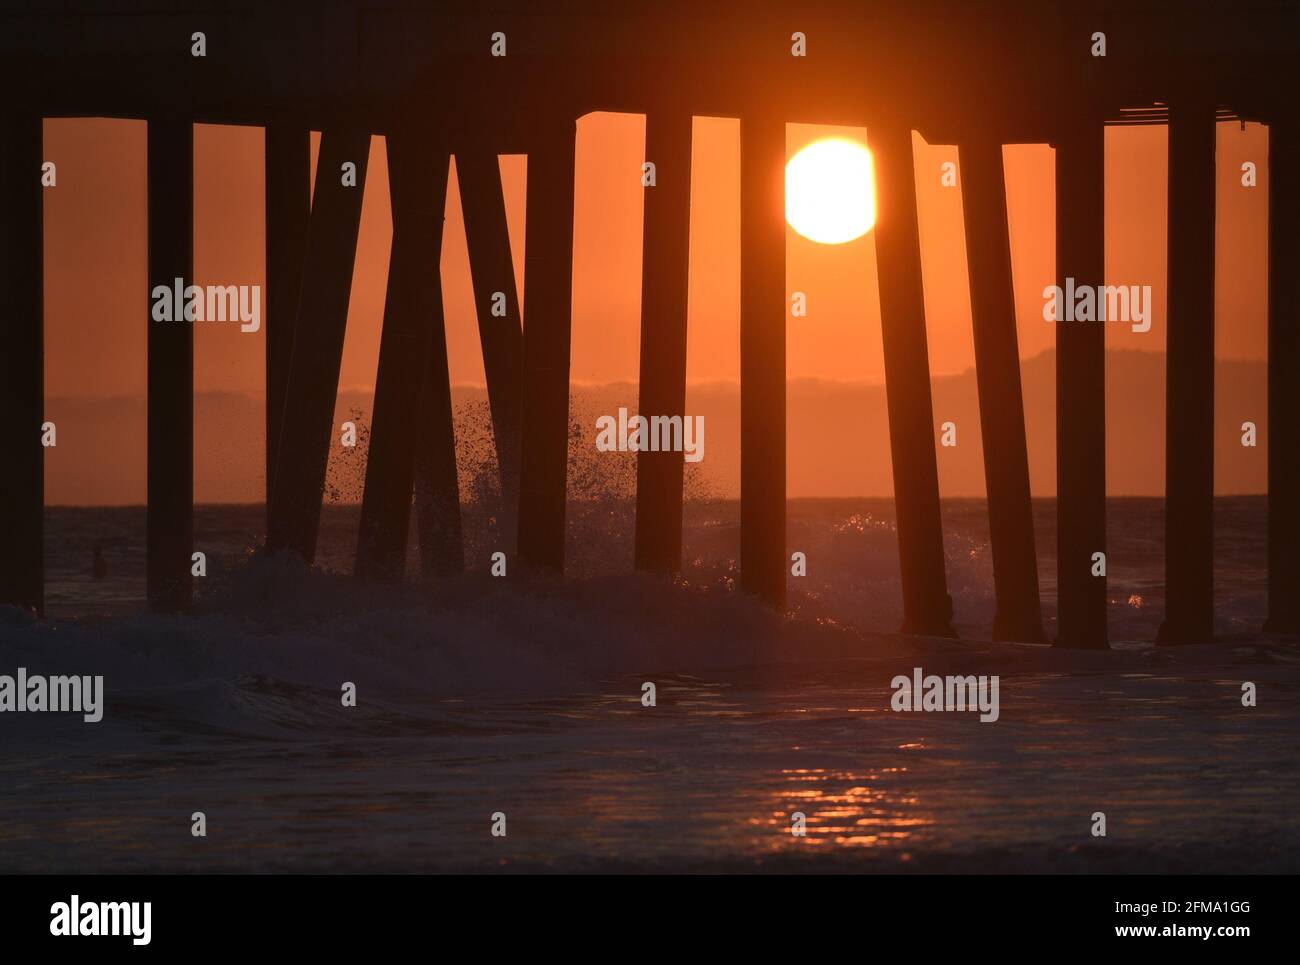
<box><xmin>41</xmin><ymin>116</ymin><xmax>1268</xmax><ymax>504</ymax></box>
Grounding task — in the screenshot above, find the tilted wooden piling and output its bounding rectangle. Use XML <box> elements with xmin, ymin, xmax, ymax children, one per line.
<box><xmin>413</xmin><ymin>337</ymin><xmax>465</xmax><ymax>576</ymax></box>
<box><xmin>739</xmin><ymin>113</ymin><xmax>787</xmax><ymax>607</ymax></box>
<box><xmin>515</xmin><ymin>117</ymin><xmax>577</xmax><ymax>575</ymax></box>
<box><xmin>412</xmin><ymin>145</ymin><xmax>464</xmax><ymax>578</ymax></box>
<box><xmin>264</xmin><ymin>126</ymin><xmax>312</xmax><ymax>512</ymax></box>
<box><xmin>1161</xmin><ymin>92</ymin><xmax>1217</xmax><ymax>645</ymax></box>
<box><xmin>456</xmin><ymin>151</ymin><xmax>525</xmax><ymax>517</ymax></box>
<box><xmin>871</xmin><ymin>125</ymin><xmax>955</xmax><ymax>636</ymax></box>
<box><xmin>1266</xmin><ymin>112</ymin><xmax>1300</xmax><ymax>633</ymax></box>
<box><xmin>146</xmin><ymin>117</ymin><xmax>194</xmax><ymax>612</ymax></box>
<box><xmin>635</xmin><ymin>112</ymin><xmax>694</xmax><ymax>574</ymax></box>
<box><xmin>959</xmin><ymin>136</ymin><xmax>1046</xmax><ymax>642</ymax></box>
<box><xmin>357</xmin><ymin>128</ymin><xmax>455</xmax><ymax>581</ymax></box>
<box><xmin>266</xmin><ymin>129</ymin><xmax>369</xmax><ymax>564</ymax></box>
<box><xmin>1053</xmin><ymin>119</ymin><xmax>1108</xmax><ymax>649</ymax></box>
<box><xmin>0</xmin><ymin>112</ymin><xmax>44</xmax><ymax>614</ymax></box>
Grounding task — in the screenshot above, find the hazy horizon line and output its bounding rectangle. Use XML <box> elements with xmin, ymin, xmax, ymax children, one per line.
<box><xmin>45</xmin><ymin>346</ymin><xmax>1270</xmax><ymax>403</ymax></box>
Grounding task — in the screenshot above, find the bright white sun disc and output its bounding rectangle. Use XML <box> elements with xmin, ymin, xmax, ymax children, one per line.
<box><xmin>785</xmin><ymin>138</ymin><xmax>877</xmax><ymax>244</ymax></box>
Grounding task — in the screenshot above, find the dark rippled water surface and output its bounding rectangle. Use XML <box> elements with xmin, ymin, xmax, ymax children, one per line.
<box><xmin>3</xmin><ymin>498</ymin><xmax>1296</xmax><ymax>872</ymax></box>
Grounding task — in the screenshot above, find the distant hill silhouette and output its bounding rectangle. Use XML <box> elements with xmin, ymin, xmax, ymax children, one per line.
<box><xmin>41</xmin><ymin>349</ymin><xmax>1266</xmax><ymax>505</ymax></box>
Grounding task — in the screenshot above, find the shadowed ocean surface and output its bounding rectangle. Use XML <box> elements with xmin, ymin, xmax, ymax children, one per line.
<box><xmin>1</xmin><ymin>497</ymin><xmax>1297</xmax><ymax>872</ymax></box>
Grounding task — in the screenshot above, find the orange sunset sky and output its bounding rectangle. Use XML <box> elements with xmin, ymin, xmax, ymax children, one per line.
<box><xmin>39</xmin><ymin>116</ymin><xmax>1269</xmax><ymax>504</ymax></box>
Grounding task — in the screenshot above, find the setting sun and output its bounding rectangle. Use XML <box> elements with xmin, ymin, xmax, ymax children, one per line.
<box><xmin>785</xmin><ymin>137</ymin><xmax>877</xmax><ymax>244</ymax></box>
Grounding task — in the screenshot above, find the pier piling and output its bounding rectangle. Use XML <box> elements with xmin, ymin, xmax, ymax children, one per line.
<box><xmin>872</xmin><ymin>125</ymin><xmax>955</xmax><ymax>636</ymax></box>
<box><xmin>457</xmin><ymin>151</ymin><xmax>525</xmax><ymax>518</ymax></box>
<box><xmin>635</xmin><ymin>112</ymin><xmax>694</xmax><ymax>574</ymax></box>
<box><xmin>1161</xmin><ymin>92</ymin><xmax>1217</xmax><ymax>645</ymax></box>
<box><xmin>515</xmin><ymin>118</ymin><xmax>577</xmax><ymax>575</ymax></box>
<box><xmin>146</xmin><ymin>116</ymin><xmax>194</xmax><ymax>612</ymax></box>
<box><xmin>0</xmin><ymin>112</ymin><xmax>45</xmax><ymax>614</ymax></box>
<box><xmin>413</xmin><ymin>343</ymin><xmax>466</xmax><ymax>576</ymax></box>
<box><xmin>266</xmin><ymin>128</ymin><xmax>369</xmax><ymax>564</ymax></box>
<box><xmin>265</xmin><ymin>126</ymin><xmax>312</xmax><ymax>511</ymax></box>
<box><xmin>960</xmin><ymin>136</ymin><xmax>1046</xmax><ymax>642</ymax></box>
<box><xmin>1267</xmin><ymin>112</ymin><xmax>1300</xmax><ymax>633</ymax></box>
<box><xmin>1054</xmin><ymin>118</ymin><xmax>1108</xmax><ymax>649</ymax></box>
<box><xmin>357</xmin><ymin>129</ymin><xmax>454</xmax><ymax>581</ymax></box>
<box><xmin>739</xmin><ymin>113</ymin><xmax>788</xmax><ymax>606</ymax></box>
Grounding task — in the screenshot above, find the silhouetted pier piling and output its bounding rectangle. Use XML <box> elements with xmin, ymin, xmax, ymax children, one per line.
<box><xmin>357</xmin><ymin>127</ymin><xmax>457</xmax><ymax>581</ymax></box>
<box><xmin>1268</xmin><ymin>111</ymin><xmax>1300</xmax><ymax>633</ymax></box>
<box><xmin>0</xmin><ymin>111</ymin><xmax>44</xmax><ymax>615</ymax></box>
<box><xmin>960</xmin><ymin>135</ymin><xmax>1046</xmax><ymax>643</ymax></box>
<box><xmin>266</xmin><ymin>128</ymin><xmax>369</xmax><ymax>564</ymax></box>
<box><xmin>1161</xmin><ymin>90</ymin><xmax>1217</xmax><ymax>645</ymax></box>
<box><xmin>739</xmin><ymin>112</ymin><xmax>788</xmax><ymax>607</ymax></box>
<box><xmin>146</xmin><ymin>116</ymin><xmax>194</xmax><ymax>613</ymax></box>
<box><xmin>872</xmin><ymin>123</ymin><xmax>955</xmax><ymax>636</ymax></box>
<box><xmin>516</xmin><ymin>117</ymin><xmax>577</xmax><ymax>575</ymax></box>
<box><xmin>1054</xmin><ymin>116</ymin><xmax>1108</xmax><ymax>649</ymax></box>
<box><xmin>635</xmin><ymin>112</ymin><xmax>694</xmax><ymax>574</ymax></box>
<box><xmin>457</xmin><ymin>151</ymin><xmax>525</xmax><ymax>516</ymax></box>
<box><xmin>264</xmin><ymin>125</ymin><xmax>311</xmax><ymax>511</ymax></box>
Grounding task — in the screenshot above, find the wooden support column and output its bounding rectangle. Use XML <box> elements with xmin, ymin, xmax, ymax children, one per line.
<box><xmin>1161</xmin><ymin>93</ymin><xmax>1217</xmax><ymax>645</ymax></box>
<box><xmin>1267</xmin><ymin>113</ymin><xmax>1300</xmax><ymax>632</ymax></box>
<box><xmin>265</xmin><ymin>126</ymin><xmax>311</xmax><ymax>510</ymax></box>
<box><xmin>412</xmin><ymin>144</ymin><xmax>463</xmax><ymax>578</ymax></box>
<box><xmin>0</xmin><ymin>112</ymin><xmax>44</xmax><ymax>614</ymax></box>
<box><xmin>635</xmin><ymin>111</ymin><xmax>693</xmax><ymax>573</ymax></box>
<box><xmin>146</xmin><ymin>117</ymin><xmax>194</xmax><ymax>612</ymax></box>
<box><xmin>871</xmin><ymin>125</ymin><xmax>954</xmax><ymax>635</ymax></box>
<box><xmin>739</xmin><ymin>113</ymin><xmax>786</xmax><ymax>606</ymax></box>
<box><xmin>413</xmin><ymin>335</ymin><xmax>465</xmax><ymax>577</ymax></box>
<box><xmin>515</xmin><ymin>117</ymin><xmax>576</xmax><ymax>574</ymax></box>
<box><xmin>457</xmin><ymin>151</ymin><xmax>524</xmax><ymax>515</ymax></box>
<box><xmin>959</xmin><ymin>136</ymin><xmax>1046</xmax><ymax>642</ymax></box>
<box><xmin>357</xmin><ymin>129</ymin><xmax>454</xmax><ymax>581</ymax></box>
<box><xmin>266</xmin><ymin>128</ymin><xmax>369</xmax><ymax>563</ymax></box>
<box><xmin>1054</xmin><ymin>119</ymin><xmax>1108</xmax><ymax>649</ymax></box>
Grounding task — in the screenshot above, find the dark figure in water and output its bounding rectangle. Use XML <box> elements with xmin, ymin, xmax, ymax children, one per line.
<box><xmin>92</xmin><ymin>543</ymin><xmax>109</xmax><ymax>580</ymax></box>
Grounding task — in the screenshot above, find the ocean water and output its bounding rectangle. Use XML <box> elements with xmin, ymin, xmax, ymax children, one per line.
<box><xmin>2</xmin><ymin>497</ymin><xmax>1296</xmax><ymax>872</ymax></box>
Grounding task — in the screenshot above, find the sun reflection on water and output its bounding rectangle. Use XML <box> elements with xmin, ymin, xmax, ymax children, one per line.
<box><xmin>762</xmin><ymin>767</ymin><xmax>933</xmax><ymax>849</ymax></box>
